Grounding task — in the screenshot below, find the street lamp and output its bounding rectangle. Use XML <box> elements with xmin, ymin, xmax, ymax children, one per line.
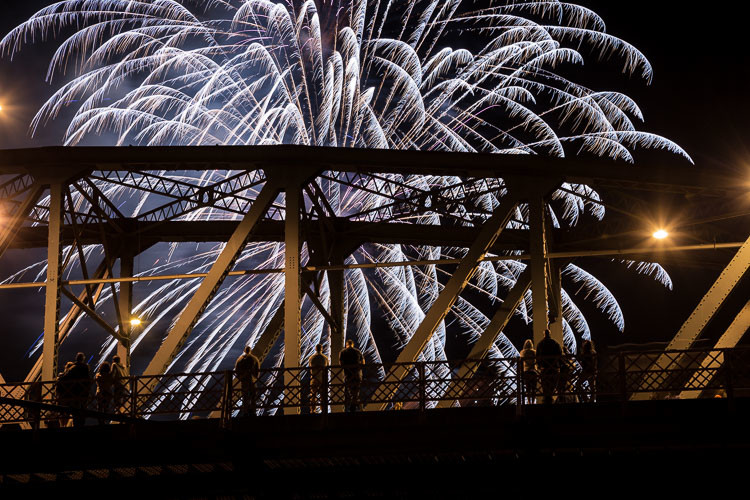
<box><xmin>652</xmin><ymin>229</ymin><xmax>669</xmax><ymax>240</ymax></box>
<box><xmin>130</xmin><ymin>317</ymin><xmax>142</xmax><ymax>327</ymax></box>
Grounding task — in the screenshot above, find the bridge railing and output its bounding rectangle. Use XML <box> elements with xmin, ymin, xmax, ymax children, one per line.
<box><xmin>2</xmin><ymin>347</ymin><xmax>749</xmax><ymax>426</ymax></box>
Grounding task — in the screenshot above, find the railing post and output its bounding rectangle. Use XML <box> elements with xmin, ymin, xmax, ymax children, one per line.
<box><xmin>129</xmin><ymin>377</ymin><xmax>137</xmax><ymax>419</ymax></box>
<box><xmin>723</xmin><ymin>350</ymin><xmax>735</xmax><ymax>415</ymax></box>
<box><xmin>322</xmin><ymin>366</ymin><xmax>329</xmax><ymax>416</ymax></box>
<box><xmin>221</xmin><ymin>370</ymin><xmax>233</xmax><ymax>424</ymax></box>
<box><xmin>418</xmin><ymin>362</ymin><xmax>426</xmax><ymax>412</ymax></box>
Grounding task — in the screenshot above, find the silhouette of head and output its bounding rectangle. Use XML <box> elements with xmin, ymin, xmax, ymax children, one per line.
<box><xmin>523</xmin><ymin>339</ymin><xmax>533</xmax><ymax>350</ymax></box>
<box><xmin>244</xmin><ymin>346</ymin><xmax>251</xmax><ymax>354</ymax></box>
<box><xmin>543</xmin><ymin>329</ymin><xmax>551</xmax><ymax>339</ymax></box>
<box><xmin>112</xmin><ymin>355</ymin><xmax>121</xmax><ymax>364</ymax></box>
<box><xmin>315</xmin><ymin>344</ymin><xmax>323</xmax><ymax>353</ymax></box>
<box><xmin>76</xmin><ymin>352</ymin><xmax>85</xmax><ymax>363</ymax></box>
<box><xmin>346</xmin><ymin>339</ymin><xmax>354</xmax><ymax>348</ymax></box>
<box><xmin>99</xmin><ymin>361</ymin><xmax>110</xmax><ymax>374</ymax></box>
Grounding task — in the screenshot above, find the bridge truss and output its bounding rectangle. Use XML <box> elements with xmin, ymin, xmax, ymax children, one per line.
<box><xmin>0</xmin><ymin>146</ymin><xmax>748</xmax><ymax>413</ymax></box>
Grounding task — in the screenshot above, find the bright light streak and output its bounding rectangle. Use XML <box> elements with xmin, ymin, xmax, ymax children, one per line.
<box><xmin>653</xmin><ymin>229</ymin><xmax>669</xmax><ymax>240</ymax></box>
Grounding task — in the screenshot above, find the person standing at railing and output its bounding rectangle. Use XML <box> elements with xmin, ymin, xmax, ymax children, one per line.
<box><xmin>110</xmin><ymin>355</ymin><xmax>128</xmax><ymax>414</ymax></box>
<box><xmin>66</xmin><ymin>352</ymin><xmax>92</xmax><ymax>427</ymax></box>
<box><xmin>519</xmin><ymin>339</ymin><xmax>538</xmax><ymax>404</ymax></box>
<box><xmin>309</xmin><ymin>344</ymin><xmax>329</xmax><ymax>414</ymax></box>
<box><xmin>577</xmin><ymin>340</ymin><xmax>596</xmax><ymax>402</ymax></box>
<box><xmin>339</xmin><ymin>339</ymin><xmax>364</xmax><ymax>412</ymax></box>
<box><xmin>95</xmin><ymin>362</ymin><xmax>114</xmax><ymax>424</ymax></box>
<box><xmin>536</xmin><ymin>330</ymin><xmax>562</xmax><ymax>405</ymax></box>
<box><xmin>55</xmin><ymin>361</ymin><xmax>75</xmax><ymax>427</ymax></box>
<box><xmin>234</xmin><ymin>346</ymin><xmax>260</xmax><ymax>417</ymax></box>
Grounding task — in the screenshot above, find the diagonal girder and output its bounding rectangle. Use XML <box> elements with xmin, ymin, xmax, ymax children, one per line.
<box><xmin>680</xmin><ymin>300</ymin><xmax>750</xmax><ymax>399</ymax></box>
<box><xmin>435</xmin><ymin>268</ymin><xmax>532</xmax><ymax>408</ymax></box>
<box><xmin>366</xmin><ymin>192</ymin><xmax>522</xmax><ymax>411</ymax></box>
<box><xmin>60</xmin><ymin>287</ymin><xmax>127</xmax><ymax>344</ymax></box>
<box><xmin>633</xmin><ymin>233</ymin><xmax>750</xmax><ymax>400</ymax></box>
<box><xmin>142</xmin><ymin>177</ymin><xmax>284</xmax><ymax>377</ymax></box>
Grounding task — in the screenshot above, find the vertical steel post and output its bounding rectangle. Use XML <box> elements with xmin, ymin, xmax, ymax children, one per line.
<box><xmin>329</xmin><ymin>247</ymin><xmax>346</xmax><ymax>413</ymax></box>
<box><xmin>549</xmin><ymin>262</ymin><xmax>564</xmax><ymax>345</ymax></box>
<box><xmin>284</xmin><ymin>180</ymin><xmax>302</xmax><ymax>415</ymax></box>
<box><xmin>42</xmin><ymin>183</ymin><xmax>64</xmax><ymax>383</ymax></box>
<box><xmin>529</xmin><ymin>196</ymin><xmax>551</xmax><ymax>346</ymax></box>
<box><xmin>118</xmin><ymin>249</ymin><xmax>134</xmax><ymax>374</ymax></box>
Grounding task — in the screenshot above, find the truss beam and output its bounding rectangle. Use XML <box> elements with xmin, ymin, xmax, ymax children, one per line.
<box><xmin>142</xmin><ymin>178</ymin><xmax>283</xmax><ymax>377</ymax></box>
<box><xmin>366</xmin><ymin>193</ymin><xmax>522</xmax><ymax>410</ymax></box>
<box><xmin>436</xmin><ymin>268</ymin><xmax>532</xmax><ymax>408</ymax></box>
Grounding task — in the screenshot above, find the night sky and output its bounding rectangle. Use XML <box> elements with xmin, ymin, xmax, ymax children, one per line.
<box><xmin>1</xmin><ymin>1</ymin><xmax>749</xmax><ymax>380</ymax></box>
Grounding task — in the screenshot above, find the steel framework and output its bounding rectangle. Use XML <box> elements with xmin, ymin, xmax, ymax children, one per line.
<box><xmin>0</xmin><ymin>145</ymin><xmax>747</xmax><ymax>416</ymax></box>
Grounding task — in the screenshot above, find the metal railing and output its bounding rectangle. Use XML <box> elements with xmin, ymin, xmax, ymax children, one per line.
<box><xmin>2</xmin><ymin>347</ymin><xmax>749</xmax><ymax>427</ymax></box>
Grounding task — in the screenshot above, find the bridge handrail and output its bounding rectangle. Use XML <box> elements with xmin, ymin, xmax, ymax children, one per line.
<box><xmin>1</xmin><ymin>346</ymin><xmax>748</xmax><ymax>426</ymax></box>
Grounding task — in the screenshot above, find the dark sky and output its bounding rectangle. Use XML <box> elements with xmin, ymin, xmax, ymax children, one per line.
<box><xmin>1</xmin><ymin>1</ymin><xmax>749</xmax><ymax>378</ymax></box>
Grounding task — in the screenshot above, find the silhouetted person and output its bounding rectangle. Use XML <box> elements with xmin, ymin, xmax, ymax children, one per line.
<box><xmin>110</xmin><ymin>355</ymin><xmax>128</xmax><ymax>413</ymax></box>
<box><xmin>536</xmin><ymin>330</ymin><xmax>562</xmax><ymax>405</ymax></box>
<box><xmin>577</xmin><ymin>340</ymin><xmax>597</xmax><ymax>402</ymax></box>
<box><xmin>234</xmin><ymin>346</ymin><xmax>260</xmax><ymax>416</ymax></box>
<box><xmin>519</xmin><ymin>339</ymin><xmax>538</xmax><ymax>404</ymax></box>
<box><xmin>309</xmin><ymin>344</ymin><xmax>329</xmax><ymax>413</ymax></box>
<box><xmin>67</xmin><ymin>353</ymin><xmax>91</xmax><ymax>427</ymax></box>
<box><xmin>55</xmin><ymin>361</ymin><xmax>75</xmax><ymax>427</ymax></box>
<box><xmin>339</xmin><ymin>339</ymin><xmax>364</xmax><ymax>412</ymax></box>
<box><xmin>95</xmin><ymin>362</ymin><xmax>114</xmax><ymax>424</ymax></box>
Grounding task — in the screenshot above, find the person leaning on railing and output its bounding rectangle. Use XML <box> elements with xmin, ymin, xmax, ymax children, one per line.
<box><xmin>519</xmin><ymin>339</ymin><xmax>538</xmax><ymax>404</ymax></box>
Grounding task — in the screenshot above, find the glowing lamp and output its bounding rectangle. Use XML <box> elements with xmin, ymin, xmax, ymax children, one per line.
<box><xmin>652</xmin><ymin>229</ymin><xmax>669</xmax><ymax>240</ymax></box>
<box><xmin>130</xmin><ymin>317</ymin><xmax>142</xmax><ymax>327</ymax></box>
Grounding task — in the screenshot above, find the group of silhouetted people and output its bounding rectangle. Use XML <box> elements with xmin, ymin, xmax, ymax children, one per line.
<box><xmin>233</xmin><ymin>339</ymin><xmax>365</xmax><ymax>416</ymax></box>
<box><xmin>52</xmin><ymin>352</ymin><xmax>128</xmax><ymax>427</ymax></box>
<box><xmin>519</xmin><ymin>329</ymin><xmax>597</xmax><ymax>404</ymax></box>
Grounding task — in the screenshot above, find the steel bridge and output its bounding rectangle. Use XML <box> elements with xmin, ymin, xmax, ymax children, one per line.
<box><xmin>1</xmin><ymin>145</ymin><xmax>749</xmax><ymax>420</ymax></box>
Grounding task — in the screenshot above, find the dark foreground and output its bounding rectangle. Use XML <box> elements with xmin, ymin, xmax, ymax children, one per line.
<box><xmin>1</xmin><ymin>399</ymin><xmax>748</xmax><ymax>499</ymax></box>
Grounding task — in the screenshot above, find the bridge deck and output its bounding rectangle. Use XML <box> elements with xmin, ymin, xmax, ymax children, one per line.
<box><xmin>1</xmin><ymin>398</ymin><xmax>747</xmax><ymax>497</ymax></box>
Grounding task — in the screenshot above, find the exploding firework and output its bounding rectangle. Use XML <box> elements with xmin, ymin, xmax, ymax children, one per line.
<box><xmin>1</xmin><ymin>1</ymin><xmax>687</xmax><ymax>393</ymax></box>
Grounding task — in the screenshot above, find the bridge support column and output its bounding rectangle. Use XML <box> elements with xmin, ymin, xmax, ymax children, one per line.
<box><xmin>548</xmin><ymin>262</ymin><xmax>564</xmax><ymax>345</ymax></box>
<box><xmin>328</xmin><ymin>248</ymin><xmax>347</xmax><ymax>413</ymax></box>
<box><xmin>284</xmin><ymin>180</ymin><xmax>302</xmax><ymax>415</ymax></box>
<box><xmin>42</xmin><ymin>183</ymin><xmax>63</xmax><ymax>382</ymax></box>
<box><xmin>530</xmin><ymin>195</ymin><xmax>554</xmax><ymax>345</ymax></box>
